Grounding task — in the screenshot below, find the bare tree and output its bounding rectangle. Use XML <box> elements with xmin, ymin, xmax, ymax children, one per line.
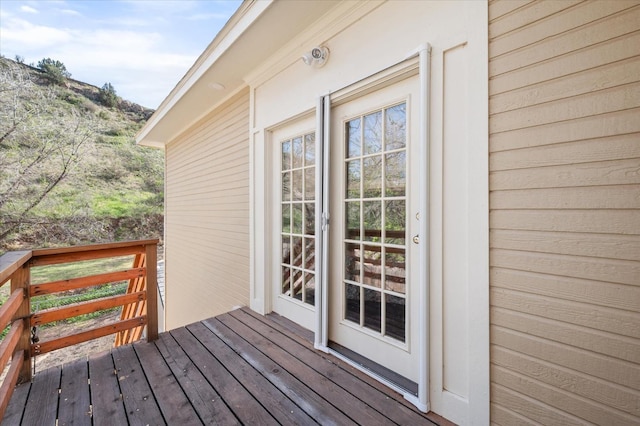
<box><xmin>0</xmin><ymin>59</ymin><xmax>96</xmax><ymax>242</ymax></box>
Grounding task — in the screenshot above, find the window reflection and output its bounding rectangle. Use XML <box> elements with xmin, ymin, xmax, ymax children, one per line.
<box><xmin>385</xmin><ymin>152</ymin><xmax>405</xmax><ymax>197</ymax></box>
<box><xmin>342</xmin><ymin>102</ymin><xmax>407</xmax><ymax>343</ymax></box>
<box><xmin>281</xmin><ymin>132</ymin><xmax>316</xmax><ymax>307</ymax></box>
<box><xmin>304</xmin><ymin>133</ymin><xmax>315</xmax><ymax>165</ymax></box>
<box><xmin>304</xmin><ymin>274</ymin><xmax>315</xmax><ymax>306</ymax></box>
<box><xmin>292</xmin><ymin>204</ymin><xmax>302</xmax><ymax>234</ymax></box>
<box><xmin>363</xmin><ymin>289</ymin><xmax>381</xmax><ymax>332</ymax></box>
<box><xmin>282</xmin><ymin>140</ymin><xmax>291</xmax><ymax>170</ymax></box>
<box><xmin>363</xmin><ymin>111</ymin><xmax>382</xmax><ymax>155</ymax></box>
<box><xmin>292</xmin><ymin>170</ymin><xmax>303</xmax><ymax>201</ymax></box>
<box><xmin>347</xmin><ymin>119</ymin><xmax>361</xmax><ymax>158</ymax></box>
<box><xmin>385</xmin><ymin>294</ymin><xmax>405</xmax><ymax>341</ymax></box>
<box><xmin>385</xmin><ymin>200</ymin><xmax>405</xmax><ymax>245</ymax></box>
<box><xmin>362</xmin><ymin>201</ymin><xmax>382</xmax><ymax>242</ymax></box>
<box><xmin>304</xmin><ymin>203</ymin><xmax>315</xmax><ymax>235</ymax></box>
<box><xmin>282</xmin><ymin>205</ymin><xmax>290</xmax><ymax>233</ymax></box>
<box><xmin>292</xmin><ymin>137</ymin><xmax>303</xmax><ymax>168</ymax></box>
<box><xmin>282</xmin><ymin>266</ymin><xmax>290</xmax><ymax>294</ymax></box>
<box><xmin>345</xmin><ymin>242</ymin><xmax>361</xmax><ymax>283</ymax></box>
<box><xmin>305</xmin><ymin>168</ymin><xmax>315</xmax><ymax>200</ymax></box>
<box><xmin>346</xmin><ymin>160</ymin><xmax>361</xmax><ymax>199</ymax></box>
<box><xmin>345</xmin><ymin>201</ymin><xmax>360</xmax><ymax>240</ymax></box>
<box><xmin>345</xmin><ymin>283</ymin><xmax>360</xmax><ymax>324</ymax></box>
<box><xmin>282</xmin><ymin>171</ymin><xmax>291</xmax><ymax>201</ymax></box>
<box><xmin>385</xmin><ymin>249</ymin><xmax>405</xmax><ymax>294</ymax></box>
<box><xmin>385</xmin><ymin>104</ymin><xmax>406</xmax><ymax>150</ymax></box>
<box><xmin>363</xmin><ymin>156</ymin><xmax>382</xmax><ymax>198</ymax></box>
<box><xmin>362</xmin><ymin>246</ymin><xmax>382</xmax><ymax>288</ymax></box>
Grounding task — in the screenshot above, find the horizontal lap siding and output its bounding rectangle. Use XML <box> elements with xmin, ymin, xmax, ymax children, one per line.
<box><xmin>489</xmin><ymin>1</ymin><xmax>640</xmax><ymax>424</ymax></box>
<box><xmin>165</xmin><ymin>89</ymin><xmax>250</xmax><ymax>329</ymax></box>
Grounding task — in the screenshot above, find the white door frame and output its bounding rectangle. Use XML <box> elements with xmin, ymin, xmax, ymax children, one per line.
<box><xmin>313</xmin><ymin>49</ymin><xmax>430</xmax><ymax>412</ymax></box>
<box><xmin>250</xmin><ymin>37</ymin><xmax>489</xmax><ymax>422</ymax></box>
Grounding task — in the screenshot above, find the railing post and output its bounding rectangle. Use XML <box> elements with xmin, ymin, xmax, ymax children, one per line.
<box><xmin>145</xmin><ymin>243</ymin><xmax>158</xmax><ymax>342</ymax></box>
<box><xmin>10</xmin><ymin>265</ymin><xmax>31</xmax><ymax>383</ymax></box>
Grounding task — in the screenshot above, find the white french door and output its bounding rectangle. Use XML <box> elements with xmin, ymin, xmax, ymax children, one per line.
<box><xmin>271</xmin><ymin>72</ymin><xmax>423</xmax><ymax>394</ymax></box>
<box><xmin>328</xmin><ymin>75</ymin><xmax>421</xmax><ymax>386</ymax></box>
<box><xmin>271</xmin><ymin>115</ymin><xmax>318</xmax><ymax>331</ymax></box>
<box><xmin>262</xmin><ymin>37</ymin><xmax>487</xmax><ymax>419</ymax></box>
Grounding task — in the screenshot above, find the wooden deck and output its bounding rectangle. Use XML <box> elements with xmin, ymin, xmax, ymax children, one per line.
<box><xmin>2</xmin><ymin>307</ymin><xmax>447</xmax><ymax>425</ymax></box>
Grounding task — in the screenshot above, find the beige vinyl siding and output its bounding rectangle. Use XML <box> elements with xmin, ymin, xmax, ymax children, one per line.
<box><xmin>164</xmin><ymin>88</ymin><xmax>250</xmax><ymax>329</ymax></box>
<box><xmin>489</xmin><ymin>1</ymin><xmax>640</xmax><ymax>424</ymax></box>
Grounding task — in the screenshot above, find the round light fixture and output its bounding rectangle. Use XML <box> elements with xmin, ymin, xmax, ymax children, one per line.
<box><xmin>301</xmin><ymin>46</ymin><xmax>329</xmax><ymax>68</ymax></box>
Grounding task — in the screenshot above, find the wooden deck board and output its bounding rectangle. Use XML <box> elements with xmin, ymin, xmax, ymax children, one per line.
<box><xmin>237</xmin><ymin>308</ymin><xmax>433</xmax><ymax>425</ymax></box>
<box><xmin>2</xmin><ymin>379</ymin><xmax>29</xmax><ymax>425</ymax></box>
<box><xmin>265</xmin><ymin>311</ymin><xmax>314</xmax><ymax>343</ymax></box>
<box><xmin>88</xmin><ymin>351</ymin><xmax>128</xmax><ymax>426</ymax></box>
<box><xmin>133</xmin><ymin>337</ymin><xmax>200</xmax><ymax>424</ymax></box>
<box><xmin>202</xmin><ymin>318</ymin><xmax>358</xmax><ymax>426</ymax></box>
<box><xmin>169</xmin><ymin>326</ymin><xmax>278</xmax><ymax>426</ymax></box>
<box><xmin>3</xmin><ymin>307</ymin><xmax>440</xmax><ymax>425</ymax></box>
<box><xmin>58</xmin><ymin>359</ymin><xmax>91</xmax><ymax>425</ymax></box>
<box><xmin>21</xmin><ymin>365</ymin><xmax>60</xmax><ymax>425</ymax></box>
<box><xmin>112</xmin><ymin>344</ymin><xmax>165</xmax><ymax>425</ymax></box>
<box><xmin>249</xmin><ymin>309</ymin><xmax>451</xmax><ymax>425</ymax></box>
<box><xmin>155</xmin><ymin>332</ymin><xmax>240</xmax><ymax>425</ymax></box>
<box><xmin>213</xmin><ymin>313</ymin><xmax>394</xmax><ymax>425</ymax></box>
<box><xmin>186</xmin><ymin>321</ymin><xmax>316</xmax><ymax>425</ymax></box>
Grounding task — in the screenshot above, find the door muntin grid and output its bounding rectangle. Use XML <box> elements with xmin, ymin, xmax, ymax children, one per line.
<box><xmin>343</xmin><ymin>102</ymin><xmax>407</xmax><ymax>342</ymax></box>
<box><xmin>281</xmin><ymin>132</ymin><xmax>316</xmax><ymax>306</ymax></box>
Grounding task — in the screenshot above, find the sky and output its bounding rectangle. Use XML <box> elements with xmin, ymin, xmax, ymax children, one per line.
<box><xmin>0</xmin><ymin>0</ymin><xmax>242</xmax><ymax>108</ymax></box>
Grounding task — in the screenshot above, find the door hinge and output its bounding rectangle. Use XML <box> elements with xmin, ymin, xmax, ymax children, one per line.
<box><xmin>322</xmin><ymin>212</ymin><xmax>330</xmax><ymax>231</ymax></box>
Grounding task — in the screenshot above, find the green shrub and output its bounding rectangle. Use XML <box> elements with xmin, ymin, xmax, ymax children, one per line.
<box><xmin>81</xmin><ymin>99</ymin><xmax>98</xmax><ymax>113</ymax></box>
<box><xmin>37</xmin><ymin>58</ymin><xmax>71</xmax><ymax>85</ymax></box>
<box><xmin>99</xmin><ymin>82</ymin><xmax>119</xmax><ymax>108</ymax></box>
<box><xmin>104</xmin><ymin>126</ymin><xmax>126</xmax><ymax>137</ymax></box>
<box><xmin>62</xmin><ymin>92</ymin><xmax>82</xmax><ymax>105</ymax></box>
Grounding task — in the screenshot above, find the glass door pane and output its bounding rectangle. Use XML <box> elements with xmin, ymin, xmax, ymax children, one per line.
<box><xmin>281</xmin><ymin>132</ymin><xmax>316</xmax><ymax>306</ymax></box>
<box><xmin>342</xmin><ymin>102</ymin><xmax>407</xmax><ymax>342</ymax></box>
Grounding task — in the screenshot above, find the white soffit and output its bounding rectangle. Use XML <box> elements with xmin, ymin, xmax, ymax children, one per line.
<box><xmin>137</xmin><ymin>0</ymin><xmax>339</xmax><ymax>148</ymax></box>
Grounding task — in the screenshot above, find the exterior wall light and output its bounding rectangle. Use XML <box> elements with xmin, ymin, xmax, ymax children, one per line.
<box><xmin>302</xmin><ymin>46</ymin><xmax>329</xmax><ymax>68</ymax></box>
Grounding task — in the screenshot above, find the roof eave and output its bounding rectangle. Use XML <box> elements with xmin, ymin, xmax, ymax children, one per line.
<box><xmin>136</xmin><ymin>0</ymin><xmax>271</xmax><ymax>148</ymax></box>
<box><xmin>136</xmin><ymin>0</ymin><xmax>340</xmax><ymax>148</ymax></box>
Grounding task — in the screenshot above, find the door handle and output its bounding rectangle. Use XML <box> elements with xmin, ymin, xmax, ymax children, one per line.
<box><xmin>412</xmin><ymin>234</ymin><xmax>419</xmax><ymax>244</ymax></box>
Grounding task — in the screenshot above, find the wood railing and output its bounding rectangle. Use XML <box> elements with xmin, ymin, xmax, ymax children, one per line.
<box><xmin>0</xmin><ymin>239</ymin><xmax>159</xmax><ymax>419</ymax></box>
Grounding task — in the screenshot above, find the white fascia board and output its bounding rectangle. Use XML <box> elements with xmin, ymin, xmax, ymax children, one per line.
<box><xmin>136</xmin><ymin>0</ymin><xmax>273</xmax><ymax>147</ymax></box>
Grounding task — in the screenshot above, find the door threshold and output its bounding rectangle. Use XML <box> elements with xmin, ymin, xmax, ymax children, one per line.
<box><xmin>328</xmin><ymin>341</ymin><xmax>418</xmax><ymax>396</ymax></box>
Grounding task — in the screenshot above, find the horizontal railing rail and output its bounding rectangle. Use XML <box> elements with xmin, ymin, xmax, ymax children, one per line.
<box><xmin>0</xmin><ymin>239</ymin><xmax>158</xmax><ymax>419</ymax></box>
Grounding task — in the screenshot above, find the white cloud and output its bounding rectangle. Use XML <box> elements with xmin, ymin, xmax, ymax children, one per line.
<box><xmin>0</xmin><ymin>18</ymin><xmax>72</xmax><ymax>50</ymax></box>
<box><xmin>20</xmin><ymin>5</ymin><xmax>38</xmax><ymax>14</ymax></box>
<box><xmin>187</xmin><ymin>13</ymin><xmax>229</xmax><ymax>21</ymax></box>
<box><xmin>110</xmin><ymin>17</ymin><xmax>153</xmax><ymax>27</ymax></box>
<box><xmin>122</xmin><ymin>0</ymin><xmax>199</xmax><ymax>13</ymax></box>
<box><xmin>45</xmin><ymin>28</ymin><xmax>194</xmax><ymax>107</ymax></box>
<box><xmin>60</xmin><ymin>9</ymin><xmax>81</xmax><ymax>17</ymax></box>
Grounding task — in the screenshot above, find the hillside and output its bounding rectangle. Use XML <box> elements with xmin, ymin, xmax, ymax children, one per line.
<box><xmin>0</xmin><ymin>58</ymin><xmax>164</xmax><ymax>253</ymax></box>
